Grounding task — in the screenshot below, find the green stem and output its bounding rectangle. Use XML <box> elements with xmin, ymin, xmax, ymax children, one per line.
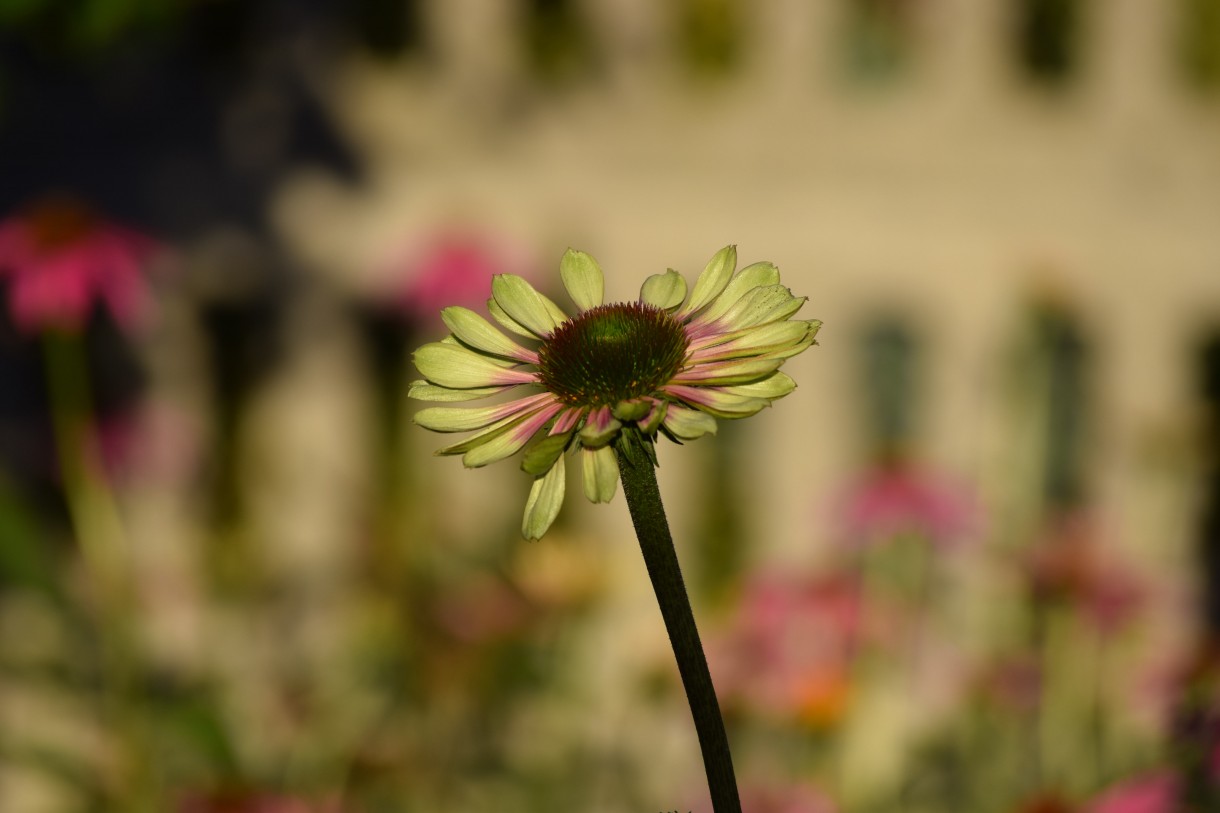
<box><xmin>615</xmin><ymin>432</ymin><xmax>742</xmax><ymax>813</ymax></box>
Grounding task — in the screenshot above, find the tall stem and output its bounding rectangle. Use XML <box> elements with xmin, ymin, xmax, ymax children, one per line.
<box><xmin>615</xmin><ymin>433</ymin><xmax>742</xmax><ymax>813</ymax></box>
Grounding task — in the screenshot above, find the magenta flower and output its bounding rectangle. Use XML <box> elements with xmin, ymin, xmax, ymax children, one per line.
<box><xmin>0</xmin><ymin>197</ymin><xmax>159</xmax><ymax>334</ymax></box>
<box><xmin>1083</xmin><ymin>771</ymin><xmax>1180</xmax><ymax>813</ymax></box>
<box><xmin>386</xmin><ymin>229</ymin><xmax>534</xmax><ymax>333</ymax></box>
<box><xmin>837</xmin><ymin>461</ymin><xmax>977</xmax><ymax>550</ymax></box>
<box><xmin>711</xmin><ymin>572</ymin><xmax>865</xmax><ymax>723</ymax></box>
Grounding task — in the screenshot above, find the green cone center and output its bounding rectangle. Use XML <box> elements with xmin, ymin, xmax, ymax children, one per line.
<box><xmin>538</xmin><ymin>302</ymin><xmax>689</xmax><ymax>407</ymax></box>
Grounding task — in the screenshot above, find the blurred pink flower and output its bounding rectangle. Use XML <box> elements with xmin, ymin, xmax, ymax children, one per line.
<box><xmin>1083</xmin><ymin>771</ymin><xmax>1180</xmax><ymax>813</ymax></box>
<box><xmin>736</xmin><ymin>782</ymin><xmax>840</xmax><ymax>813</ymax></box>
<box><xmin>1023</xmin><ymin>513</ymin><xmax>1147</xmax><ymax>635</ymax></box>
<box><xmin>711</xmin><ymin>572</ymin><xmax>869</xmax><ymax>724</ymax></box>
<box><xmin>384</xmin><ymin>228</ymin><xmax>535</xmax><ymax>333</ymax></box>
<box><xmin>837</xmin><ymin>462</ymin><xmax>977</xmax><ymax>550</ymax></box>
<box><xmin>0</xmin><ymin>197</ymin><xmax>159</xmax><ymax>334</ymax></box>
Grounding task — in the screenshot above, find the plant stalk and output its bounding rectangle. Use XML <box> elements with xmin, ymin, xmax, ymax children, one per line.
<box><xmin>615</xmin><ymin>433</ymin><xmax>742</xmax><ymax>813</ymax></box>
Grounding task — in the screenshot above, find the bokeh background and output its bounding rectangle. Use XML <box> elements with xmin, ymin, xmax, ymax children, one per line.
<box><xmin>2</xmin><ymin>1</ymin><xmax>1220</xmax><ymax>811</ymax></box>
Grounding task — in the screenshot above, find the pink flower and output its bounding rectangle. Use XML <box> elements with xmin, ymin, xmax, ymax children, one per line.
<box><xmin>711</xmin><ymin>572</ymin><xmax>868</xmax><ymax>724</ymax></box>
<box><xmin>1083</xmin><ymin>771</ymin><xmax>1180</xmax><ymax>813</ymax></box>
<box><xmin>384</xmin><ymin>228</ymin><xmax>535</xmax><ymax>334</ymax></box>
<box><xmin>837</xmin><ymin>461</ymin><xmax>977</xmax><ymax>550</ymax></box>
<box><xmin>0</xmin><ymin>197</ymin><xmax>159</xmax><ymax>334</ymax></box>
<box><xmin>1023</xmin><ymin>513</ymin><xmax>1146</xmax><ymax>635</ymax></box>
<box><xmin>736</xmin><ymin>782</ymin><xmax>840</xmax><ymax>813</ymax></box>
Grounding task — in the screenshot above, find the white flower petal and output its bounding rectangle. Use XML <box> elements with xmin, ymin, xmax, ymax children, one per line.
<box><xmin>677</xmin><ymin>245</ymin><xmax>736</xmax><ymax>319</ymax></box>
<box><xmin>523</xmin><ymin>454</ymin><xmax>566</xmax><ymax>541</ymax></box>
<box><xmin>661</xmin><ymin>404</ymin><xmax>718</xmax><ymax>440</ymax></box>
<box><xmin>581</xmin><ymin>446</ymin><xmax>619</xmax><ymax>503</ymax></box>
<box><xmin>492</xmin><ymin>274</ymin><xmax>563</xmax><ymax>338</ymax></box>
<box><xmin>560</xmin><ymin>249</ymin><xmax>605</xmax><ymax>312</ymax></box>
<box><xmin>442</xmin><ymin>306</ymin><xmax>536</xmax><ymax>362</ymax></box>
<box><xmin>414</xmin><ymin>342</ymin><xmax>536</xmax><ymax>389</ymax></box>
<box><xmin>639</xmin><ymin>269</ymin><xmax>687</xmax><ymax>310</ymax></box>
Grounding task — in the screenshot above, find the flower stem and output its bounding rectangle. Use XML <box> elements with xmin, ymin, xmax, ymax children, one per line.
<box><xmin>615</xmin><ymin>431</ymin><xmax>742</xmax><ymax>813</ymax></box>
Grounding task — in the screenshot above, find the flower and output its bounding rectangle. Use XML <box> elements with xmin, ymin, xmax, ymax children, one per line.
<box><xmin>409</xmin><ymin>245</ymin><xmax>819</xmax><ymax>539</ymax></box>
<box><xmin>837</xmin><ymin>460</ymin><xmax>978</xmax><ymax>550</ymax></box>
<box><xmin>0</xmin><ymin>197</ymin><xmax>158</xmax><ymax>334</ymax></box>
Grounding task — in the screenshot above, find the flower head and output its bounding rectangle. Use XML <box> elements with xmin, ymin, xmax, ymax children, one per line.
<box><xmin>0</xmin><ymin>197</ymin><xmax>159</xmax><ymax>334</ymax></box>
<box><xmin>409</xmin><ymin>245</ymin><xmax>819</xmax><ymax>539</ymax></box>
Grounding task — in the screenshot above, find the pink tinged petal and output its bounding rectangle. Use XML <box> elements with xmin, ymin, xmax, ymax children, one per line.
<box><xmin>690</xmin><ymin>260</ymin><xmax>780</xmax><ymax>328</ymax></box>
<box><xmin>662</xmin><ymin>384</ymin><xmax>771</xmax><ymax>417</ymax></box>
<box><xmin>559</xmin><ymin>248</ymin><xmax>605</xmax><ymax>312</ymax></box>
<box><xmin>639</xmin><ymin>269</ymin><xmax>687</xmax><ymax>310</ymax></box>
<box><xmin>487</xmin><ymin>297</ymin><xmax>536</xmax><ymax>339</ymax></box>
<box><xmin>687</xmin><ymin>320</ymin><xmax>812</xmax><ymax>362</ymax></box>
<box><xmin>413</xmin><ymin>342</ymin><xmax>536</xmax><ymax>389</ymax></box>
<box><xmin>577</xmin><ymin>405</ymin><xmax>621</xmax><ymax>448</ymax></box>
<box><xmin>414</xmin><ymin>392</ymin><xmax>556</xmax><ymax>432</ymax></box>
<box><xmin>442</xmin><ymin>306</ymin><xmax>537</xmax><ymax>363</ymax></box>
<box><xmin>523</xmin><ymin>454</ymin><xmax>566</xmax><ymax>540</ymax></box>
<box><xmin>550</xmin><ymin>406</ymin><xmax>585</xmax><ymax>435</ymax></box>
<box><xmin>12</xmin><ymin>256</ymin><xmax>91</xmax><ymax>331</ymax></box>
<box><xmin>671</xmin><ymin>356</ymin><xmax>784</xmax><ymax>385</ymax></box>
<box><xmin>640</xmin><ymin>398</ymin><xmax>668</xmax><ymax>434</ymax></box>
<box><xmin>491</xmin><ymin>274</ymin><xmax>564</xmax><ymax>338</ymax></box>
<box><xmin>661</xmin><ymin>404</ymin><xmax>718</xmax><ymax>440</ymax></box>
<box><xmin>581</xmin><ymin>445</ymin><xmax>619</xmax><ymax>503</ymax></box>
<box><xmin>462</xmin><ymin>401</ymin><xmax>564</xmax><ymax>467</ymax></box>
<box><xmin>677</xmin><ymin>245</ymin><xmax>737</xmax><ymax>319</ymax></box>
<box><xmin>408</xmin><ymin>380</ymin><xmax>514</xmax><ymax>402</ymax></box>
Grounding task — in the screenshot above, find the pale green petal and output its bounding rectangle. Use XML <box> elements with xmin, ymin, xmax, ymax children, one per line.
<box><xmin>523</xmin><ymin>455</ymin><xmax>566</xmax><ymax>541</ymax></box>
<box><xmin>462</xmin><ymin>429</ymin><xmax>532</xmax><ymax>468</ymax></box>
<box><xmin>717</xmin><ymin>285</ymin><xmax>806</xmax><ymax>331</ymax></box>
<box><xmin>662</xmin><ymin>383</ymin><xmax>770</xmax><ymax>418</ymax></box>
<box><xmin>690</xmin><ymin>320</ymin><xmax>811</xmax><ymax>361</ymax></box>
<box><xmin>434</xmin><ymin>413</ymin><xmax>524</xmax><ymax>456</ymax></box>
<box><xmin>492</xmin><ymin>274</ymin><xmax>562</xmax><ymax>338</ymax></box>
<box><xmin>671</xmin><ymin>356</ymin><xmax>784</xmax><ymax>385</ymax></box>
<box><xmin>640</xmin><ymin>399</ymin><xmax>668</xmax><ymax>434</ymax></box>
<box><xmin>722</xmin><ymin>371</ymin><xmax>796</xmax><ymax>400</ymax></box>
<box><xmin>408</xmin><ymin>381</ymin><xmax>510</xmax><ymax>402</ymax></box>
<box><xmin>761</xmin><ymin>322</ymin><xmax>820</xmax><ymax>360</ymax></box>
<box><xmin>438</xmin><ymin>335</ymin><xmax>516</xmax><ymax>366</ymax></box>
<box><xmin>487</xmin><ymin>297</ymin><xmax>536</xmax><ymax>339</ymax></box>
<box><xmin>581</xmin><ymin>446</ymin><xmax>619</xmax><ymax>503</ymax></box>
<box><xmin>695</xmin><ymin>261</ymin><xmax>781</xmax><ymax>326</ymax></box>
<box><xmin>442</xmin><ymin>306</ymin><xmax>535</xmax><ymax>360</ymax></box>
<box><xmin>414</xmin><ymin>342</ymin><xmax>535</xmax><ymax>389</ymax></box>
<box><xmin>678</xmin><ymin>245</ymin><xmax>737</xmax><ymax>319</ymax></box>
<box><xmin>560</xmin><ymin>249</ymin><xmax>605</xmax><ymax>312</ymax></box>
<box><xmin>612</xmin><ymin>399</ymin><xmax>650</xmax><ymax>422</ymax></box>
<box><xmin>661</xmin><ymin>405</ymin><xmax>718</xmax><ymax>440</ymax></box>
<box><xmin>639</xmin><ymin>269</ymin><xmax>687</xmax><ymax>310</ymax></box>
<box><xmin>415</xmin><ymin>393</ymin><xmax>552</xmax><ymax>432</ymax></box>
<box><xmin>522</xmin><ymin>432</ymin><xmax>571</xmax><ymax>476</ymax></box>
<box><xmin>538</xmin><ymin>290</ymin><xmax>571</xmax><ymax>329</ymax></box>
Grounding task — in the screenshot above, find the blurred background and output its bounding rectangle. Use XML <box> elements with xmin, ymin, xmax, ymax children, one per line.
<box><xmin>1</xmin><ymin>1</ymin><xmax>1220</xmax><ymax>811</ymax></box>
